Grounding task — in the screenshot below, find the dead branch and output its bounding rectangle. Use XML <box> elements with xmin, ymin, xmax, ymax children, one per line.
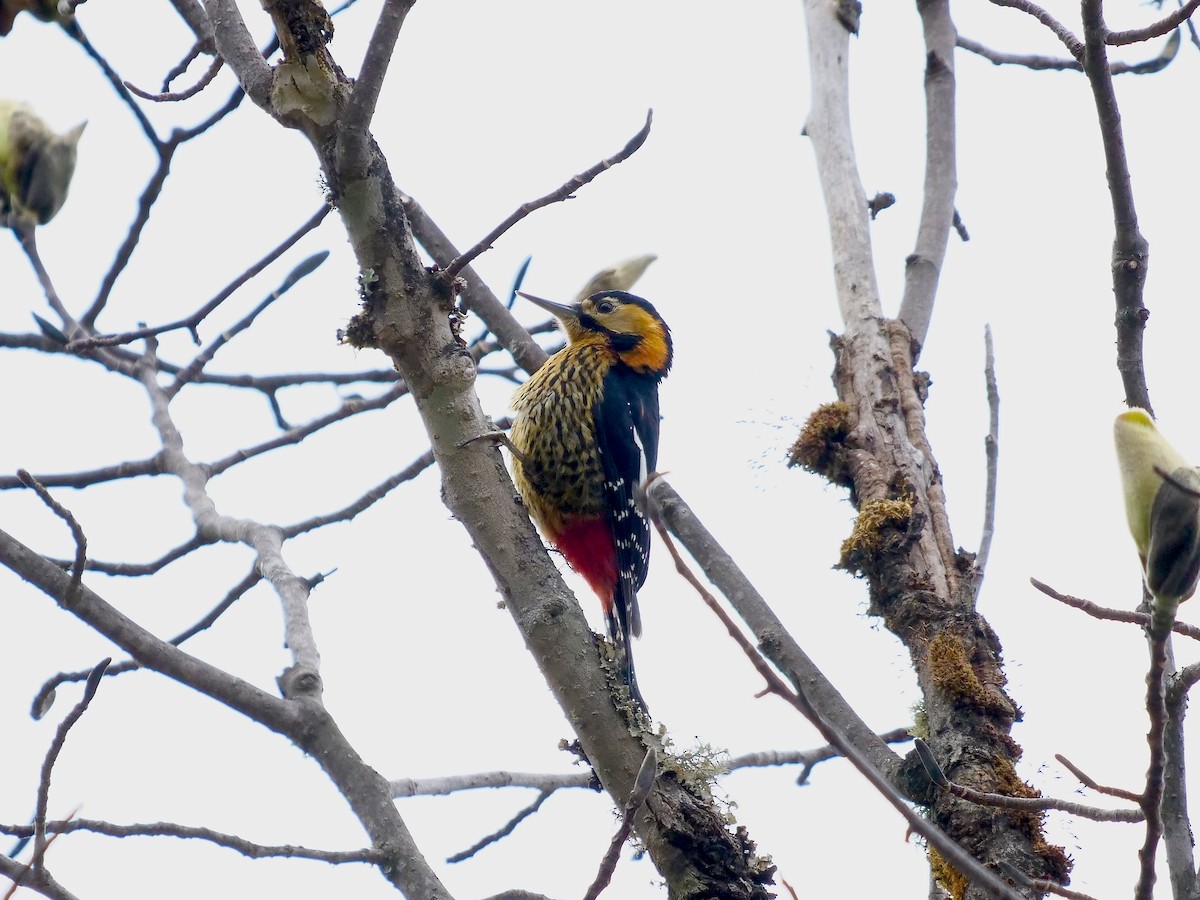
<box><xmin>442</xmin><ymin>110</ymin><xmax>653</xmax><ymax>282</ymax></box>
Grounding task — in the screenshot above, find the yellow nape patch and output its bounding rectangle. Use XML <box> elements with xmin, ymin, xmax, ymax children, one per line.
<box><xmin>620</xmin><ymin>322</ymin><xmax>670</xmax><ymax>373</ymax></box>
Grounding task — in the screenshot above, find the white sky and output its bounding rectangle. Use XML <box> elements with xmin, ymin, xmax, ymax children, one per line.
<box><xmin>2</xmin><ymin>1</ymin><xmax>1198</xmax><ymax>897</ymax></box>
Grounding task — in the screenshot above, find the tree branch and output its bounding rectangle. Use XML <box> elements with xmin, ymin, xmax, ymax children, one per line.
<box><xmin>1</xmin><ymin>818</ymin><xmax>386</xmax><ymax>865</ymax></box>
<box><xmin>442</xmin><ymin>110</ymin><xmax>653</xmax><ymax>282</ymax></box>
<box><xmin>1108</xmin><ymin>2</ymin><xmax>1199</xmax><ymax>45</ymax></box>
<box><xmin>898</xmin><ymin>0</ymin><xmax>958</xmax><ymax>350</ymax></box>
<box><xmin>988</xmin><ymin>0</ymin><xmax>1084</xmax><ymax>60</ymax></box>
<box><xmin>337</xmin><ymin>0</ymin><xmax>415</xmax><ymax>175</ymax></box>
<box><xmin>914</xmin><ymin>740</ymin><xmax>1142</xmax><ymax>823</ymax></box>
<box><xmin>400</xmin><ymin>191</ymin><xmax>549</xmax><ymax>375</ymax></box>
<box><xmin>1080</xmin><ymin>0</ymin><xmax>1151</xmax><ymax>412</ymax></box>
<box><xmin>973</xmin><ymin>325</ymin><xmax>1000</xmax><ymax>598</ymax></box>
<box><xmin>645</xmin><ymin>477</ymin><xmax>902</xmax><ymax>778</ymax></box>
<box><xmin>201</xmin><ymin>0</ymin><xmax>273</xmax><ymax>109</ymax></box>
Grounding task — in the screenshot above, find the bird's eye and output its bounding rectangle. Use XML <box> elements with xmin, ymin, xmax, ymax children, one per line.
<box><xmin>596</xmin><ymin>300</ymin><xmax>615</xmax><ymax>314</ymax></box>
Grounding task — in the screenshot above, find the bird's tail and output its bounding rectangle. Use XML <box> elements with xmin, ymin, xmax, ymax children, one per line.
<box><xmin>609</xmin><ymin>584</ymin><xmax>647</xmax><ymax>711</ymax></box>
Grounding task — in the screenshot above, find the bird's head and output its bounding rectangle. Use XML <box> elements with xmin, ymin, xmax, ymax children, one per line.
<box><xmin>517</xmin><ymin>289</ymin><xmax>673</xmax><ymax>377</ymax></box>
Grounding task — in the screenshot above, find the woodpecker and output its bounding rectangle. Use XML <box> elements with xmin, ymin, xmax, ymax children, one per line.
<box><xmin>509</xmin><ymin>289</ymin><xmax>672</xmax><ymax>709</ymax></box>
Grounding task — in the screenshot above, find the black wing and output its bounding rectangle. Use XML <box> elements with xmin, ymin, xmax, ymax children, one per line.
<box><xmin>595</xmin><ymin>368</ymin><xmax>661</xmax><ymax>635</ymax></box>
<box><xmin>1146</xmin><ymin>466</ymin><xmax>1200</xmax><ymax>604</ymax></box>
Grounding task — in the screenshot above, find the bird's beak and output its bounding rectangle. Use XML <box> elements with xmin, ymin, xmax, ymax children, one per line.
<box><xmin>515</xmin><ymin>291</ymin><xmax>580</xmax><ymax>321</ymax></box>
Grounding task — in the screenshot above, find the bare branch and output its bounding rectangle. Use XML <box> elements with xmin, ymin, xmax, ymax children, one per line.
<box><xmin>801</xmin><ymin>2</ymin><xmax>882</xmax><ymax>326</ymax></box>
<box><xmin>0</xmin><ymin>854</ymin><xmax>81</xmax><ymax>900</ymax></box>
<box><xmin>1029</xmin><ymin>578</ymin><xmax>1200</xmax><ymax>641</ymax></box>
<box><xmin>0</xmin><ymin>457</ymin><xmax>163</xmax><ymax>492</ymax></box>
<box><xmin>209</xmin><ymin>384</ymin><xmax>409</xmax><ymax>476</ymax></box>
<box><xmin>958</xmin><ymin>35</ymin><xmax>1083</xmax><ymax>70</ymax></box>
<box><xmin>81</xmin><ymin>147</ymin><xmax>176</xmax><ymax>330</ymax></box>
<box><xmin>64</xmin><ymin>534</ymin><xmax>211</xmax><ymax>577</ymax></box>
<box><xmin>338</xmin><ymin>0</ymin><xmax>415</xmax><ymax>173</ymax></box>
<box><xmin>1054</xmin><ymin>754</ymin><xmax>1141</xmax><ymax>803</ymax></box>
<box><xmin>391</xmin><ymin>771</ymin><xmax>593</xmax><ymax>798</ymax></box>
<box><xmin>998</xmin><ymin>862</ymin><xmax>1100</xmax><ymax>900</ymax></box>
<box><xmin>75</xmin><ymin>206</ymin><xmax>330</xmax><ymax>351</ymax></box>
<box><xmin>400</xmin><ymin>192</ymin><xmax>548</xmax><ymax>375</ymax></box>
<box><xmin>167</xmin><ymin>251</ymin><xmax>330</xmax><ymax>397</ymax></box>
<box><xmin>644</xmin><ymin>477</ymin><xmax>901</xmax><ymax>777</ymax></box>
<box><xmin>1161</xmin><ymin>670</ymin><xmax>1199</xmax><ymax>896</ymax></box>
<box><xmin>0</xmin><ymin>818</ymin><xmax>385</xmax><ymax>865</ymax></box>
<box><xmin>1135</xmin><ymin>629</ymin><xmax>1170</xmax><ymax>900</ymax></box>
<box><xmin>958</xmin><ymin>31</ymin><xmax>1180</xmax><ymax>74</ymax></box>
<box><xmin>1108</xmin><ymin>2</ymin><xmax>1199</xmax><ymax>45</ymax></box>
<box><xmin>897</xmin><ymin>0</ymin><xmax>958</xmax><ymax>349</ymax></box>
<box><xmin>973</xmin><ymin>325</ymin><xmax>999</xmax><ymax>598</ymax></box>
<box><xmin>14</xmin><ymin>229</ymin><xmax>88</xmax><ymax>344</ymax></box>
<box><xmin>282</xmin><ymin>450</ymin><xmax>435</xmax><ymax>536</ymax></box>
<box><xmin>582</xmin><ymin>748</ymin><xmax>657</xmax><ymax>900</ymax></box>
<box><xmin>442</xmin><ymin>110</ymin><xmax>653</xmax><ymax>282</ymax></box>
<box><xmin>161</xmin><ymin>40</ymin><xmax>209</xmax><ymax>90</ymax></box>
<box><xmin>165</xmin><ymin>0</ymin><xmax>215</xmax><ymax>51</ymax></box>
<box><xmin>646</xmin><ymin>480</ymin><xmax>1020</xmax><ymax>900</ymax></box>
<box><xmin>200</xmin><ymin>0</ymin><xmax>273</xmax><ymax>109</ymax></box>
<box><xmin>1080</xmin><ymin>0</ymin><xmax>1152</xmax><ymax>412</ymax></box>
<box><xmin>447</xmin><ymin>790</ymin><xmax>551</xmax><ymax>864</ymax></box>
<box><xmin>913</xmin><ymin>739</ymin><xmax>1142</xmax><ymax>823</ymax></box>
<box><xmin>136</xmin><ymin>343</ymin><xmax>320</xmax><ymax>673</ymax></box>
<box><xmin>65</xmin><ymin>23</ymin><xmax>160</xmax><ymax>145</ymax></box>
<box><xmin>0</xmin><ymin>528</ymin><xmax>450</xmax><ymax>897</ymax></box>
<box><xmin>125</xmin><ymin>55</ymin><xmax>223</xmax><ymax>102</ymax></box>
<box><xmin>30</xmin><ymin>660</ymin><xmax>110</xmax><ymax>872</ymax></box>
<box><xmin>988</xmin><ymin>0</ymin><xmax>1084</xmax><ymax>60</ymax></box>
<box><xmin>16</xmin><ymin>472</ymin><xmax>87</xmax><ymax>603</ymax></box>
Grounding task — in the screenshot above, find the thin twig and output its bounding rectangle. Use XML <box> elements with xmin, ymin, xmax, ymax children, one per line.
<box><xmin>208</xmin><ymin>384</ymin><xmax>409</xmax><ymax>476</ymax></box>
<box><xmin>446</xmin><ymin>790</ymin><xmax>551</xmax><ymax>864</ymax></box>
<box><xmin>442</xmin><ymin>110</ymin><xmax>653</xmax><ymax>282</ymax></box>
<box><xmin>161</xmin><ymin>39</ymin><xmax>207</xmax><ymax>91</ymax></box>
<box><xmin>72</xmin><ymin>206</ymin><xmax>330</xmax><ymax>351</ymax></box>
<box><xmin>341</xmin><ymin>0</ymin><xmax>414</xmax><ymax>149</ymax></box>
<box><xmin>957</xmin><ymin>32</ymin><xmax>1180</xmax><ymax>74</ymax></box>
<box><xmin>1108</xmin><ymin>1</ymin><xmax>1199</xmax><ymax>45</ymax></box>
<box><xmin>81</xmin><ymin>146</ymin><xmax>177</xmax><ymax>329</ymax></box>
<box><xmin>913</xmin><ymin>740</ymin><xmax>1142</xmax><ymax>823</ymax></box>
<box><xmin>30</xmin><ymin>660</ymin><xmax>110</xmax><ymax>872</ymax></box>
<box><xmin>1135</xmin><ymin>630</ymin><xmax>1170</xmax><ymax>900</ymax></box>
<box><xmin>401</xmin><ymin>192</ymin><xmax>548</xmax><ymax>375</ymax></box>
<box><xmin>0</xmin><ymin>457</ymin><xmax>163</xmax><ymax>492</ymax></box>
<box><xmin>0</xmin><ymin>817</ymin><xmax>385</xmax><ymax>864</ymax></box>
<box><xmin>581</xmin><ymin>748</ymin><xmax>657</xmax><ymax>900</ymax></box>
<box><xmin>1053</xmin><ymin>754</ymin><xmax>1141</xmax><ymax>803</ymax></box>
<box><xmin>974</xmin><ymin>325</ymin><xmax>999</xmax><ymax>598</ymax></box>
<box><xmin>14</xmin><ymin>229</ymin><xmax>87</xmax><ymax>344</ymax></box>
<box><xmin>167</xmin><ymin>251</ymin><xmax>329</xmax><ymax>397</ymax></box>
<box><xmin>998</xmin><ymin>862</ymin><xmax>1100</xmax><ymax>900</ymax></box>
<box><xmin>16</xmin><ymin>472</ymin><xmax>87</xmax><ymax>604</ymax></box>
<box><xmin>282</xmin><ymin>451</ymin><xmax>436</xmax><ymax>536</ymax></box>
<box><xmin>988</xmin><ymin>0</ymin><xmax>1084</xmax><ymax>60</ymax></box>
<box><xmin>65</xmin><ymin>22</ymin><xmax>159</xmax><ymax>145</ymax></box>
<box><xmin>126</xmin><ymin>55</ymin><xmax>223</xmax><ymax>102</ymax></box>
<box><xmin>1028</xmin><ymin>578</ymin><xmax>1200</xmax><ymax>641</ymax></box>
<box><xmin>54</xmin><ymin>534</ymin><xmax>210</xmax><ymax>577</ymax></box>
